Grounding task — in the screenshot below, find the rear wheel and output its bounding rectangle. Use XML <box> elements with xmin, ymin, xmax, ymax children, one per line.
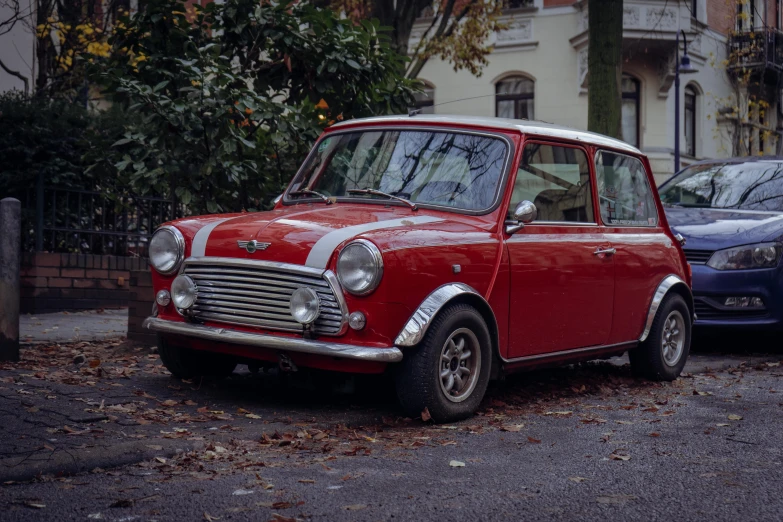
<box><xmin>157</xmin><ymin>335</ymin><xmax>237</xmax><ymax>379</ymax></box>
<box><xmin>395</xmin><ymin>303</ymin><xmax>491</xmax><ymax>423</ymax></box>
<box><xmin>629</xmin><ymin>293</ymin><xmax>691</xmax><ymax>381</ymax></box>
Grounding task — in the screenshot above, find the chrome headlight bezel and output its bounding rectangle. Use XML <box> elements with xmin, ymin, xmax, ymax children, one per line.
<box><xmin>149</xmin><ymin>225</ymin><xmax>185</xmax><ymax>275</ymax></box>
<box><xmin>171</xmin><ymin>274</ymin><xmax>197</xmax><ymax>310</ymax></box>
<box><xmin>336</xmin><ymin>239</ymin><xmax>384</xmax><ymax>296</ymax></box>
<box><xmin>706</xmin><ymin>242</ymin><xmax>783</xmax><ymax>270</ymax></box>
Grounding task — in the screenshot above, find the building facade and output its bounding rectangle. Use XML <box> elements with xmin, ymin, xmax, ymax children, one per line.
<box><xmin>413</xmin><ymin>0</ymin><xmax>783</xmax><ymax>184</ymax></box>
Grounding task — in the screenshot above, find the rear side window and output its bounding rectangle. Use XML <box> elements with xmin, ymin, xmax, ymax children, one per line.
<box><xmin>595</xmin><ymin>151</ymin><xmax>658</xmax><ymax>226</ymax></box>
<box><xmin>510</xmin><ymin>143</ymin><xmax>594</xmax><ymax>223</ymax></box>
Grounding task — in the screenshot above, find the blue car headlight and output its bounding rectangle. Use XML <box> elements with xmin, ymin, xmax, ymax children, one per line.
<box><xmin>706</xmin><ymin>242</ymin><xmax>783</xmax><ymax>270</ymax></box>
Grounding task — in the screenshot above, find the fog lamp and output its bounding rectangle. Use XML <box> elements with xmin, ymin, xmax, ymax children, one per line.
<box><xmin>171</xmin><ymin>275</ymin><xmax>197</xmax><ymax>310</ymax></box>
<box><xmin>156</xmin><ymin>289</ymin><xmax>171</xmax><ymax>307</ymax></box>
<box><xmin>348</xmin><ymin>311</ymin><xmax>366</xmax><ymax>330</ymax></box>
<box><xmin>724</xmin><ymin>296</ymin><xmax>764</xmax><ymax>308</ymax></box>
<box><xmin>290</xmin><ymin>287</ymin><xmax>320</xmax><ymax>325</ymax></box>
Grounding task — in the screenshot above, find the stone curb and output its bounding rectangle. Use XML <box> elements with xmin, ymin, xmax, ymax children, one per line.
<box><xmin>0</xmin><ymin>439</ymin><xmax>197</xmax><ymax>484</ymax></box>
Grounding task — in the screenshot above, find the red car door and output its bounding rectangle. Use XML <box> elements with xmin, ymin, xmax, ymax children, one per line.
<box><xmin>504</xmin><ymin>141</ymin><xmax>615</xmax><ymax>359</ymax></box>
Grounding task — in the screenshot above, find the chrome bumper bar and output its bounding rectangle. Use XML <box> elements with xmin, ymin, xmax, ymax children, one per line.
<box><xmin>142</xmin><ymin>317</ymin><xmax>403</xmax><ymax>363</ymax></box>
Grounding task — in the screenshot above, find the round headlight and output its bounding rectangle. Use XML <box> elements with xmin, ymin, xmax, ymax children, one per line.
<box><xmin>149</xmin><ymin>226</ymin><xmax>185</xmax><ymax>275</ymax></box>
<box><xmin>171</xmin><ymin>275</ymin><xmax>197</xmax><ymax>310</ymax></box>
<box><xmin>336</xmin><ymin>239</ymin><xmax>383</xmax><ymax>296</ymax></box>
<box><xmin>290</xmin><ymin>287</ymin><xmax>320</xmax><ymax>325</ymax></box>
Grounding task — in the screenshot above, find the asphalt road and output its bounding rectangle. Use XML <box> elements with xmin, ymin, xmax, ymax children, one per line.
<box><xmin>1</xmin><ymin>342</ymin><xmax>781</xmax><ymax>521</ymax></box>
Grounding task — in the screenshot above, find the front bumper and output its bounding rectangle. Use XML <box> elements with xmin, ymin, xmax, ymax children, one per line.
<box><xmin>691</xmin><ymin>264</ymin><xmax>783</xmax><ymax>329</ymax></box>
<box><xmin>143</xmin><ymin>317</ymin><xmax>403</xmax><ymax>363</ymax></box>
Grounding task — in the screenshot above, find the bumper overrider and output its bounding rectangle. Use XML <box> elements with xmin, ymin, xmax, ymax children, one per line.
<box><xmin>142</xmin><ymin>317</ymin><xmax>404</xmax><ymax>363</ymax></box>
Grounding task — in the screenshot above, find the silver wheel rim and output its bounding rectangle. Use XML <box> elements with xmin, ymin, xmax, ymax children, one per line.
<box><xmin>439</xmin><ymin>328</ymin><xmax>481</xmax><ymax>403</ymax></box>
<box><xmin>661</xmin><ymin>310</ymin><xmax>685</xmax><ymax>367</ymax></box>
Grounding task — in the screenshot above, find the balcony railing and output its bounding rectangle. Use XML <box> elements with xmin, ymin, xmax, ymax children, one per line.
<box><xmin>728</xmin><ymin>27</ymin><xmax>783</xmax><ymax>74</ymax></box>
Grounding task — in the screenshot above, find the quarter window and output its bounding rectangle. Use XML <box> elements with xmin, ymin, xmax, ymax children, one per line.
<box><xmin>509</xmin><ymin>143</ymin><xmax>594</xmax><ymax>223</ymax></box>
<box><xmin>496</xmin><ymin>76</ymin><xmax>534</xmax><ymax>120</ymax></box>
<box><xmin>595</xmin><ymin>151</ymin><xmax>658</xmax><ymax>226</ymax></box>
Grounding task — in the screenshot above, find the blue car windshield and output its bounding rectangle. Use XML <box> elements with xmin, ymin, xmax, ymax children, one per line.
<box><xmin>659</xmin><ymin>161</ymin><xmax>783</xmax><ymax>211</ymax></box>
<box><xmin>287</xmin><ymin>130</ymin><xmax>508</xmax><ymax>212</ymax></box>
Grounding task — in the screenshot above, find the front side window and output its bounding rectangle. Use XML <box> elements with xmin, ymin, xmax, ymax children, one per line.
<box><xmin>659</xmin><ymin>161</ymin><xmax>783</xmax><ymax>211</ymax></box>
<box><xmin>287</xmin><ymin>130</ymin><xmax>508</xmax><ymax>212</ymax></box>
<box><xmin>595</xmin><ymin>151</ymin><xmax>659</xmax><ymax>226</ymax></box>
<box><xmin>509</xmin><ymin>143</ymin><xmax>594</xmax><ymax>223</ymax></box>
<box><xmin>496</xmin><ymin>76</ymin><xmax>534</xmax><ymax>120</ymax></box>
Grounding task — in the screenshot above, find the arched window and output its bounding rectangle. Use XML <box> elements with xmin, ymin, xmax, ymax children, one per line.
<box><xmin>684</xmin><ymin>85</ymin><xmax>698</xmax><ymax>157</ymax></box>
<box><xmin>413</xmin><ymin>81</ymin><xmax>435</xmax><ymax>114</ymax></box>
<box><xmin>495</xmin><ymin>76</ymin><xmax>534</xmax><ymax>120</ymax></box>
<box><xmin>621</xmin><ymin>75</ymin><xmax>640</xmax><ymax>148</ymax></box>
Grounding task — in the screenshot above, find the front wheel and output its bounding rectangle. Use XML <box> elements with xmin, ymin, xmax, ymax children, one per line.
<box><xmin>395</xmin><ymin>303</ymin><xmax>492</xmax><ymax>423</ymax></box>
<box><xmin>629</xmin><ymin>293</ymin><xmax>691</xmax><ymax>381</ymax></box>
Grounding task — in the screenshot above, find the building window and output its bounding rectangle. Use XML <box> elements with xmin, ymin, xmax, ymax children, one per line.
<box><xmin>496</xmin><ymin>76</ymin><xmax>534</xmax><ymax>120</ymax></box>
<box><xmin>684</xmin><ymin>86</ymin><xmax>697</xmax><ymax>157</ymax></box>
<box><xmin>621</xmin><ymin>75</ymin><xmax>640</xmax><ymax>148</ymax></box>
<box><xmin>691</xmin><ymin>0</ymin><xmax>698</xmax><ymax>20</ymax></box>
<box><xmin>413</xmin><ymin>82</ymin><xmax>435</xmax><ymax>114</ymax></box>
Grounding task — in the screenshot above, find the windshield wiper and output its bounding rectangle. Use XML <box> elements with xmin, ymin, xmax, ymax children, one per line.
<box><xmin>347</xmin><ymin>188</ymin><xmax>418</xmax><ymax>210</ymax></box>
<box><xmin>289</xmin><ymin>189</ymin><xmax>332</xmax><ymax>204</ymax></box>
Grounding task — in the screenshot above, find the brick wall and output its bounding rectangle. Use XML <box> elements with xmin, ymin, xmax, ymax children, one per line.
<box><xmin>21</xmin><ymin>253</ymin><xmax>148</xmax><ymax>313</ymax></box>
<box><xmin>127</xmin><ymin>270</ymin><xmax>156</xmax><ymax>347</ymax></box>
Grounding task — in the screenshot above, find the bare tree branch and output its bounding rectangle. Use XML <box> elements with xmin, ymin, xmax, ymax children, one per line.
<box><xmin>0</xmin><ymin>55</ymin><xmax>29</xmax><ymax>92</ymax></box>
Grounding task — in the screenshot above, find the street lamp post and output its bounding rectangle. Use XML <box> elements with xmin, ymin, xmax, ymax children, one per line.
<box><xmin>674</xmin><ymin>29</ymin><xmax>699</xmax><ymax>173</ymax></box>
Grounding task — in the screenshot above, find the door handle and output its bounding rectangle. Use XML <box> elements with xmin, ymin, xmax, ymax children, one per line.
<box><xmin>594</xmin><ymin>247</ymin><xmax>616</xmax><ymax>256</ymax></box>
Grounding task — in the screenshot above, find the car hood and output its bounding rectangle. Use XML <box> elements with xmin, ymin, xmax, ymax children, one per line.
<box><xmin>664</xmin><ymin>206</ymin><xmax>783</xmax><ymax>250</ymax></box>
<box><xmin>171</xmin><ymin>204</ymin><xmax>480</xmax><ymax>269</ymax></box>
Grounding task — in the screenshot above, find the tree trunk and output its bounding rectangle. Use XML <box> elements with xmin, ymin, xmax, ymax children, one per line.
<box><xmin>587</xmin><ymin>0</ymin><xmax>623</xmax><ymax>139</ymax></box>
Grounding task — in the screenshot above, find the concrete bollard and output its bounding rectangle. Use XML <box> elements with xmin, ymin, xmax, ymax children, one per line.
<box><xmin>0</xmin><ymin>198</ymin><xmax>21</xmax><ymax>362</ymax></box>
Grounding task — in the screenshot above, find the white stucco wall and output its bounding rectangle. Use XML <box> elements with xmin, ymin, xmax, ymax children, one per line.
<box><xmin>415</xmin><ymin>3</ymin><xmax>739</xmax><ymax>184</ymax></box>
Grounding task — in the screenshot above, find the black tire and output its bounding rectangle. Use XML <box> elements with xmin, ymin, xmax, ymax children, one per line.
<box><xmin>395</xmin><ymin>303</ymin><xmax>492</xmax><ymax>423</ymax></box>
<box><xmin>629</xmin><ymin>293</ymin><xmax>691</xmax><ymax>381</ymax></box>
<box><xmin>157</xmin><ymin>334</ymin><xmax>237</xmax><ymax>379</ymax></box>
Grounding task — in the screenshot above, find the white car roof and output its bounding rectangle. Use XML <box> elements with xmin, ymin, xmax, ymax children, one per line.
<box><xmin>330</xmin><ymin>114</ymin><xmax>641</xmax><ymax>155</ymax></box>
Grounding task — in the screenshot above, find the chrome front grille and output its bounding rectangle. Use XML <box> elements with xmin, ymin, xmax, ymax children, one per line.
<box><xmin>682</xmin><ymin>249</ymin><xmax>714</xmax><ymax>265</ymax></box>
<box><xmin>182</xmin><ymin>258</ymin><xmax>347</xmax><ymax>335</ymax></box>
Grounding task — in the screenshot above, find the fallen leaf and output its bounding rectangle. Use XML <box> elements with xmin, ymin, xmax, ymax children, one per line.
<box><xmin>716</xmin><ymin>423</ymin><xmax>730</xmax><ymax>427</ymax></box>
<box><xmin>271</xmin><ymin>502</ymin><xmax>292</xmax><ymax>509</ymax></box>
<box><xmin>545</xmin><ymin>411</ymin><xmax>573</xmax><ymax>416</ymax></box>
<box><xmin>89</xmin><ymin>359</ymin><xmax>101</xmax><ymax>368</ymax></box>
<box><xmin>25</xmin><ymin>502</ymin><xmax>46</xmax><ymax>509</ymax></box>
<box><xmin>154</xmin><ymin>457</ymin><xmax>166</xmax><ymax>464</ymax></box>
<box><xmin>203</xmin><ymin>513</ymin><xmax>220</xmax><ymax>522</ymax></box>
<box><xmin>421</xmin><ymin>407</ymin><xmax>432</xmax><ymax>422</ymax></box>
<box><xmin>298</xmin><ymin>479</ymin><xmax>315</xmax><ymax>484</ymax></box>
<box><xmin>649</xmin><ymin>432</ymin><xmax>661</xmax><ymax>438</ymax></box>
<box><xmin>527</xmin><ymin>437</ymin><xmax>541</xmax><ymax>444</ymax></box>
<box><xmin>344</xmin><ymin>504</ymin><xmax>367</xmax><ymax>511</ymax></box>
<box><xmin>500</xmin><ymin>424</ymin><xmax>524</xmax><ymax>432</ymax></box>
<box><xmin>110</xmin><ymin>499</ymin><xmax>133</xmax><ymax>508</ymax></box>
<box><xmin>449</xmin><ymin>460</ymin><xmax>466</xmax><ymax>467</ymax></box>
<box><xmin>609</xmin><ymin>452</ymin><xmax>631</xmax><ymax>461</ymax></box>
<box><xmin>569</xmin><ymin>477</ymin><xmax>587</xmax><ymax>483</ymax></box>
<box><xmin>245</xmin><ymin>414</ymin><xmax>262</xmax><ymax>419</ymax></box>
<box><xmin>232</xmin><ymin>489</ymin><xmax>254</xmax><ymax>496</ymax></box>
<box><xmin>160</xmin><ymin>400</ymin><xmax>179</xmax><ymax>407</ymax></box>
<box><xmin>145</xmin><ymin>445</ymin><xmax>163</xmax><ymax>451</ymax></box>
<box><xmin>728</xmin><ymin>414</ymin><xmax>743</xmax><ymax>421</ymax></box>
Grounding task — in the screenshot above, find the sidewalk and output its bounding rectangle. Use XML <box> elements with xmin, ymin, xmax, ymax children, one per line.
<box><xmin>20</xmin><ymin>309</ymin><xmax>128</xmax><ymax>343</ymax></box>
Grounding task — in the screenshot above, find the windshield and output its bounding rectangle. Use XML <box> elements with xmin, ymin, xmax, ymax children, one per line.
<box><xmin>286</xmin><ymin>130</ymin><xmax>509</xmax><ymax>211</ymax></box>
<box><xmin>659</xmin><ymin>161</ymin><xmax>783</xmax><ymax>211</ymax></box>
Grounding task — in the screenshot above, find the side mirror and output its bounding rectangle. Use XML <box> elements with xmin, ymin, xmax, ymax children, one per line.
<box><xmin>513</xmin><ymin>200</ymin><xmax>537</xmax><ymax>223</ymax></box>
<box><xmin>506</xmin><ymin>200</ymin><xmax>537</xmax><ymax>234</ymax></box>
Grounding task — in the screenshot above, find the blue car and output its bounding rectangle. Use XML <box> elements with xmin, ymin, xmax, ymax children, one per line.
<box><xmin>658</xmin><ymin>157</ymin><xmax>783</xmax><ymax>330</ymax></box>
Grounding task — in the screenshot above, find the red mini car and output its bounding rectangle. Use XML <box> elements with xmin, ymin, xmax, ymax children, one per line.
<box><xmin>144</xmin><ymin>115</ymin><xmax>694</xmax><ymax>422</ymax></box>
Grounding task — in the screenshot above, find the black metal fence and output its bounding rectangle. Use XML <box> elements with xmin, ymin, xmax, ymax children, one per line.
<box><xmin>20</xmin><ymin>186</ymin><xmax>174</xmax><ymax>258</ymax></box>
